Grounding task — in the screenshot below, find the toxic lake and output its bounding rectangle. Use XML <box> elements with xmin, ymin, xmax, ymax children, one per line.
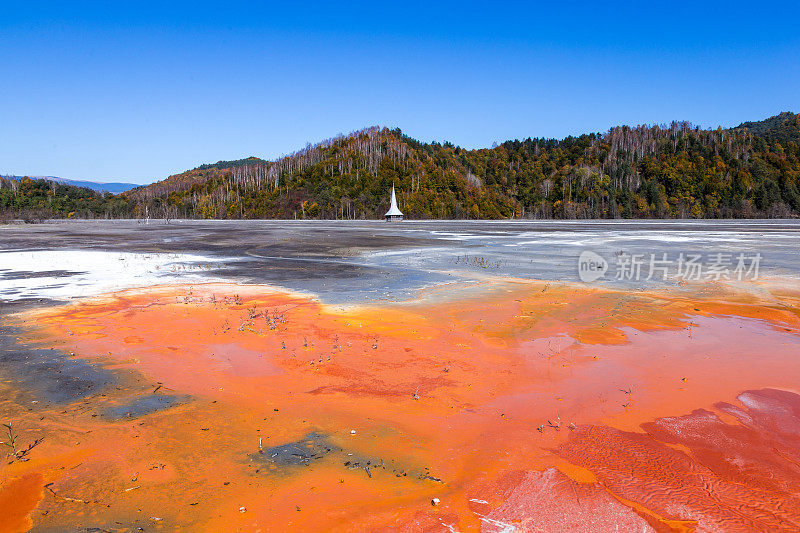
<box><xmin>2</xmin><ymin>219</ymin><xmax>800</xmax><ymax>532</ymax></box>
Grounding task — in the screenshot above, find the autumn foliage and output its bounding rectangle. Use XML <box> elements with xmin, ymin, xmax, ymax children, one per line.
<box><xmin>3</xmin><ymin>112</ymin><xmax>800</xmax><ymax>220</ymax></box>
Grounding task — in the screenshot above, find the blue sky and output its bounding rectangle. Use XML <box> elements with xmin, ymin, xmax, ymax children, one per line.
<box><xmin>2</xmin><ymin>1</ymin><xmax>799</xmax><ymax>184</ymax></box>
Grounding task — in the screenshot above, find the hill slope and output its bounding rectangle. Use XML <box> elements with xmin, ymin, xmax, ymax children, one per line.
<box><xmin>734</xmin><ymin>112</ymin><xmax>800</xmax><ymax>145</ymax></box>
<box><xmin>3</xmin><ymin>112</ymin><xmax>799</xmax><ymax>220</ymax></box>
<box><xmin>131</xmin><ymin>113</ymin><xmax>800</xmax><ymax>220</ymax></box>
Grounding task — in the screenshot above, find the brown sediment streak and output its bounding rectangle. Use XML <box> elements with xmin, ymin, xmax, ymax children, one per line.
<box><xmin>2</xmin><ymin>280</ymin><xmax>800</xmax><ymax>531</ymax></box>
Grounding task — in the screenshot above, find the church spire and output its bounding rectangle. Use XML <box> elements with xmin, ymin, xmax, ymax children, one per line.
<box><xmin>384</xmin><ymin>184</ymin><xmax>404</xmax><ymax>221</ymax></box>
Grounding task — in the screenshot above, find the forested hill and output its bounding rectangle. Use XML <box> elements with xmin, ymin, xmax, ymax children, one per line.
<box><xmin>734</xmin><ymin>112</ymin><xmax>800</xmax><ymax>145</ymax></box>
<box><xmin>3</xmin><ymin>112</ymin><xmax>800</xmax><ymax>220</ymax></box>
<box><xmin>128</xmin><ymin>112</ymin><xmax>800</xmax><ymax>219</ymax></box>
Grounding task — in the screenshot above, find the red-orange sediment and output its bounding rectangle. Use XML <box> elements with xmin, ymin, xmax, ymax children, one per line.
<box><xmin>0</xmin><ymin>473</ymin><xmax>43</xmax><ymax>533</ymax></box>
<box><xmin>1</xmin><ymin>279</ymin><xmax>799</xmax><ymax>531</ymax></box>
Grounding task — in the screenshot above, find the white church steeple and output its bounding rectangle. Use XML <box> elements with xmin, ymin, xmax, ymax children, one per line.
<box><xmin>384</xmin><ymin>184</ymin><xmax>404</xmax><ymax>221</ymax></box>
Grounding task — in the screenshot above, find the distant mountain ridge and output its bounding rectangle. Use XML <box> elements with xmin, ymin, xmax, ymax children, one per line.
<box><xmin>4</xmin><ymin>175</ymin><xmax>139</xmax><ymax>194</ymax></box>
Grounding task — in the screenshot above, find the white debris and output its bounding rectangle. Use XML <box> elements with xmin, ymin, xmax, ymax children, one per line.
<box><xmin>0</xmin><ymin>250</ymin><xmax>227</xmax><ymax>301</ymax></box>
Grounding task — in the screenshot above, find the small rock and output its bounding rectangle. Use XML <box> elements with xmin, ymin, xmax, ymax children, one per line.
<box><xmin>350</xmin><ymin>429</ymin><xmax>356</xmax><ymax>435</ymax></box>
<box><xmin>239</xmin><ymin>506</ymin><xmax>247</xmax><ymax>513</ymax></box>
<box><xmin>431</xmin><ymin>498</ymin><xmax>440</xmax><ymax>506</ymax></box>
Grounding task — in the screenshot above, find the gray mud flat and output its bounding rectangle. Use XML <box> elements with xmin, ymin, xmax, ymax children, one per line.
<box><xmin>2</xmin><ymin>219</ymin><xmax>800</xmax><ymax>305</ymax></box>
<box><xmin>101</xmin><ymin>393</ymin><xmax>190</xmax><ymax>421</ymax></box>
<box><xmin>0</xmin><ymin>323</ymin><xmax>113</xmax><ymax>405</ymax></box>
<box><xmin>252</xmin><ymin>432</ymin><xmax>341</xmax><ymax>468</ymax></box>
<box><xmin>249</xmin><ymin>431</ymin><xmax>440</xmax><ymax>482</ymax></box>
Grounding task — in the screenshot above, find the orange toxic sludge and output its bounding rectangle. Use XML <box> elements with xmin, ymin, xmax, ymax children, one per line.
<box><xmin>2</xmin><ymin>280</ymin><xmax>799</xmax><ymax>531</ymax></box>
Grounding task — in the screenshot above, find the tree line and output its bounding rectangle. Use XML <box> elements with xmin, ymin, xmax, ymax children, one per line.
<box><xmin>0</xmin><ymin>176</ymin><xmax>134</xmax><ymax>222</ymax></box>
<box><xmin>3</xmin><ymin>112</ymin><xmax>799</xmax><ymax>221</ymax></box>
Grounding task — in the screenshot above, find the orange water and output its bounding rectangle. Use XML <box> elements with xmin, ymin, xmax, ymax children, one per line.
<box><xmin>2</xmin><ymin>280</ymin><xmax>800</xmax><ymax>531</ymax></box>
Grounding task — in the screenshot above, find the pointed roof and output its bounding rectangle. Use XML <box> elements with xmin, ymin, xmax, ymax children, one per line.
<box><xmin>385</xmin><ymin>185</ymin><xmax>404</xmax><ymax>217</ymax></box>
